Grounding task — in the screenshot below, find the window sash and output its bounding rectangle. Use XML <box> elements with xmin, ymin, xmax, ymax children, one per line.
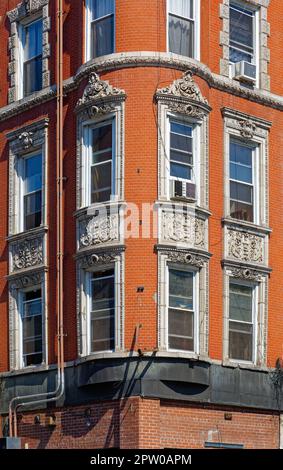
<box><xmin>229</xmin><ymin>4</ymin><xmax>255</xmax><ymax>64</ymax></box>
<box><xmin>168</xmin><ymin>267</ymin><xmax>196</xmax><ymax>352</ymax></box>
<box><xmin>89</xmin><ymin>270</ymin><xmax>115</xmax><ymax>353</ymax></box>
<box><xmin>21</xmin><ymin>154</ymin><xmax>43</xmax><ymax>230</ymax></box>
<box><xmin>228</xmin><ymin>282</ymin><xmax>255</xmax><ymax>362</ymax></box>
<box><xmin>170</xmin><ymin>121</ymin><xmax>194</xmax><ymax>183</ymax></box>
<box><xmin>21</xmin><ymin>290</ymin><xmax>43</xmax><ymax>367</ymax></box>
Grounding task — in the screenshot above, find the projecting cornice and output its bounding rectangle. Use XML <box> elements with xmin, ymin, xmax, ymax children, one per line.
<box><xmin>1</xmin><ymin>52</ymin><xmax>283</xmax><ymax>121</ymax></box>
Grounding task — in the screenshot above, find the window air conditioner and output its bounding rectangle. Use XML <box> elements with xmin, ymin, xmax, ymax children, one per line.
<box><xmin>234</xmin><ymin>61</ymin><xmax>256</xmax><ymax>83</ymax></box>
<box><xmin>169</xmin><ymin>180</ymin><xmax>196</xmax><ymax>200</ymax></box>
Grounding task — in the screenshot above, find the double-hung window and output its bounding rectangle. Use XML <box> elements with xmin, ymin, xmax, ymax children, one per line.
<box><xmin>86</xmin><ymin>119</ymin><xmax>115</xmax><ymax>205</ymax></box>
<box><xmin>169</xmin><ymin>119</ymin><xmax>196</xmax><ymax>199</ymax></box>
<box><xmin>229</xmin><ymin>139</ymin><xmax>256</xmax><ymax>223</ymax></box>
<box><xmin>229</xmin><ymin>281</ymin><xmax>256</xmax><ymax>362</ymax></box>
<box><xmin>87</xmin><ymin>0</ymin><xmax>115</xmax><ymax>59</ymax></box>
<box><xmin>22</xmin><ymin>19</ymin><xmax>43</xmax><ymax>97</ymax></box>
<box><xmin>20</xmin><ymin>288</ymin><xmax>43</xmax><ymax>367</ymax></box>
<box><xmin>89</xmin><ymin>268</ymin><xmax>115</xmax><ymax>353</ymax></box>
<box><xmin>21</xmin><ymin>153</ymin><xmax>42</xmax><ymax>231</ymax></box>
<box><xmin>168</xmin><ymin>267</ymin><xmax>197</xmax><ymax>352</ymax></box>
<box><xmin>229</xmin><ymin>3</ymin><xmax>255</xmax><ymax>64</ymax></box>
<box><xmin>168</xmin><ymin>0</ymin><xmax>197</xmax><ymax>58</ymax></box>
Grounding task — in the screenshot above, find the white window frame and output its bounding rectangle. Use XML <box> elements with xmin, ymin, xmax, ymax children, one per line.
<box><xmin>82</xmin><ymin>116</ymin><xmax>116</xmax><ymax>208</ymax></box>
<box><xmin>166</xmin><ymin>263</ymin><xmax>199</xmax><ymax>354</ymax></box>
<box><xmin>18</xmin><ymin>14</ymin><xmax>43</xmax><ymax>100</ymax></box>
<box><xmin>17</xmin><ymin>150</ymin><xmax>44</xmax><ymax>233</ymax></box>
<box><xmin>85</xmin><ymin>0</ymin><xmax>116</xmax><ymax>63</ymax></box>
<box><xmin>166</xmin><ymin>112</ymin><xmax>201</xmax><ymax>204</ymax></box>
<box><xmin>229</xmin><ymin>137</ymin><xmax>259</xmax><ymax>225</ymax></box>
<box><xmin>18</xmin><ymin>284</ymin><xmax>45</xmax><ymax>369</ymax></box>
<box><xmin>228</xmin><ymin>1</ymin><xmax>259</xmax><ymax>87</ymax></box>
<box><xmin>167</xmin><ymin>0</ymin><xmax>200</xmax><ymax>61</ymax></box>
<box><xmin>228</xmin><ymin>279</ymin><xmax>258</xmax><ymax>365</ymax></box>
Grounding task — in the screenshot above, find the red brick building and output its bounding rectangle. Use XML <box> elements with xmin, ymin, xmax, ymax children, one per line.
<box><xmin>0</xmin><ymin>0</ymin><xmax>283</xmax><ymax>449</ymax></box>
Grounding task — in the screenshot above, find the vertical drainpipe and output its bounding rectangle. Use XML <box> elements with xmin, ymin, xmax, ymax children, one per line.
<box><xmin>8</xmin><ymin>0</ymin><xmax>65</xmax><ymax>439</ymax></box>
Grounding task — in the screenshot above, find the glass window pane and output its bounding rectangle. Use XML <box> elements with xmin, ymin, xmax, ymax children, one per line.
<box><xmin>24</xmin><ymin>353</ymin><xmax>42</xmax><ymax>366</ymax></box>
<box><xmin>25</xmin><ymin>155</ymin><xmax>42</xmax><ymax>193</ymax></box>
<box><xmin>230</xmin><ymin>200</ymin><xmax>253</xmax><ymax>222</ymax></box>
<box><xmin>229</xmin><ymin>321</ymin><xmax>253</xmax><ymax>361</ymax></box>
<box><xmin>230</xmin><ymin>181</ymin><xmax>252</xmax><ymax>204</ymax></box>
<box><xmin>170</xmin><ymin>150</ymin><xmax>193</xmax><ymax>165</ymax></box>
<box><xmin>92</xmin><ymin>124</ymin><xmax>112</xmax><ymax>153</ymax></box>
<box><xmin>23</xmin><ymin>315</ymin><xmax>42</xmax><ymax>338</ymax></box>
<box><xmin>24</xmin><ymin>20</ymin><xmax>42</xmax><ymax>60</ymax></box>
<box><xmin>230</xmin><ymin>142</ymin><xmax>253</xmax><ymax>166</ymax></box>
<box><xmin>91</xmin><ymin>0</ymin><xmax>114</xmax><ymax>19</ymax></box>
<box><xmin>91</xmin><ymin>269</ymin><xmax>115</xmax><ymax>353</ymax></box>
<box><xmin>229</xmin><ymin>283</ymin><xmax>253</xmax><ymax>322</ymax></box>
<box><xmin>169</xmin><ymin>0</ymin><xmax>194</xmax><ymax>18</ymax></box>
<box><xmin>91</xmin><ymin>16</ymin><xmax>114</xmax><ymax>57</ymax></box>
<box><xmin>24</xmin><ymin>56</ymin><xmax>42</xmax><ymax>96</ymax></box>
<box><xmin>170</xmin><ymin>162</ymin><xmax>192</xmax><ymax>180</ymax></box>
<box><xmin>91</xmin><ymin>161</ymin><xmax>111</xmax><ymax>202</ymax></box>
<box><xmin>169</xmin><ymin>269</ymin><xmax>193</xmax><ymax>309</ymax></box>
<box><xmin>24</xmin><ymin>191</ymin><xmax>42</xmax><ymax>230</ymax></box>
<box><xmin>169</xmin><ymin>308</ymin><xmax>193</xmax><ymax>337</ymax></box>
<box><xmin>169</xmin><ymin>15</ymin><xmax>194</xmax><ymax>57</ymax></box>
<box><xmin>229</xmin><ymin>47</ymin><xmax>252</xmax><ymax>64</ymax></box>
<box><xmin>23</xmin><ymin>338</ymin><xmax>42</xmax><ymax>355</ymax></box>
<box><xmin>92</xmin><ymin>150</ymin><xmax>112</xmax><ymax>165</ymax></box>
<box><xmin>169</xmin><ymin>335</ymin><xmax>194</xmax><ymax>351</ymax></box>
<box><xmin>230</xmin><ymin>6</ymin><xmax>253</xmax><ymax>49</ymax></box>
<box><xmin>230</xmin><ymin>162</ymin><xmax>252</xmax><ymax>184</ymax></box>
<box><xmin>171</xmin><ymin>133</ymin><xmax>192</xmax><ymax>153</ymax></box>
<box><xmin>171</xmin><ymin>122</ymin><xmax>192</xmax><ymax>136</ymax></box>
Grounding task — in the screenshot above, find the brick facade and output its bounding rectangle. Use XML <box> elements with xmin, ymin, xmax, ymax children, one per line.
<box><xmin>0</xmin><ymin>0</ymin><xmax>283</xmax><ymax>449</ymax></box>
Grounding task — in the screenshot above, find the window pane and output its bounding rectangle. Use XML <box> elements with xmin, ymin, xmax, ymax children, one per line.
<box><xmin>230</xmin><ymin>142</ymin><xmax>252</xmax><ymax>166</ymax></box>
<box><xmin>169</xmin><ymin>0</ymin><xmax>194</xmax><ymax>18</ymax></box>
<box><xmin>91</xmin><ymin>0</ymin><xmax>114</xmax><ymax>19</ymax></box>
<box><xmin>24</xmin><ymin>56</ymin><xmax>42</xmax><ymax>96</ymax></box>
<box><xmin>230</xmin><ymin>181</ymin><xmax>252</xmax><ymax>204</ymax></box>
<box><xmin>230</xmin><ymin>162</ymin><xmax>252</xmax><ymax>184</ymax></box>
<box><xmin>24</xmin><ymin>191</ymin><xmax>42</xmax><ymax>230</ymax></box>
<box><xmin>229</xmin><ymin>321</ymin><xmax>253</xmax><ymax>361</ymax></box>
<box><xmin>92</xmin><ymin>124</ymin><xmax>112</xmax><ymax>153</ymax></box>
<box><xmin>169</xmin><ymin>269</ymin><xmax>193</xmax><ymax>310</ymax></box>
<box><xmin>170</xmin><ymin>150</ymin><xmax>193</xmax><ymax>165</ymax></box>
<box><xmin>24</xmin><ymin>353</ymin><xmax>42</xmax><ymax>366</ymax></box>
<box><xmin>171</xmin><ymin>133</ymin><xmax>192</xmax><ymax>153</ymax></box>
<box><xmin>91</xmin><ymin>16</ymin><xmax>114</xmax><ymax>57</ymax></box>
<box><xmin>169</xmin><ymin>15</ymin><xmax>194</xmax><ymax>57</ymax></box>
<box><xmin>171</xmin><ymin>122</ymin><xmax>192</xmax><ymax>136</ymax></box>
<box><xmin>25</xmin><ymin>155</ymin><xmax>42</xmax><ymax>193</ymax></box>
<box><xmin>91</xmin><ymin>270</ymin><xmax>115</xmax><ymax>353</ymax></box>
<box><xmin>169</xmin><ymin>308</ymin><xmax>193</xmax><ymax>337</ymax></box>
<box><xmin>23</xmin><ymin>315</ymin><xmax>42</xmax><ymax>339</ymax></box>
<box><xmin>170</xmin><ymin>162</ymin><xmax>192</xmax><ymax>180</ymax></box>
<box><xmin>229</xmin><ymin>283</ymin><xmax>253</xmax><ymax>322</ymax></box>
<box><xmin>229</xmin><ymin>47</ymin><xmax>252</xmax><ymax>64</ymax></box>
<box><xmin>24</xmin><ymin>20</ymin><xmax>42</xmax><ymax>60</ymax></box>
<box><xmin>91</xmin><ymin>162</ymin><xmax>111</xmax><ymax>203</ymax></box>
<box><xmin>230</xmin><ymin>200</ymin><xmax>253</xmax><ymax>222</ymax></box>
<box><xmin>230</xmin><ymin>6</ymin><xmax>253</xmax><ymax>49</ymax></box>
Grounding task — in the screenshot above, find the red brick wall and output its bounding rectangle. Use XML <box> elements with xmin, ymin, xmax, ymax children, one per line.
<box><xmin>11</xmin><ymin>398</ymin><xmax>279</xmax><ymax>449</ymax></box>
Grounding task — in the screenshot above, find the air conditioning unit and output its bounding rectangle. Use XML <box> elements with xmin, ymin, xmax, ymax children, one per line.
<box><xmin>234</xmin><ymin>61</ymin><xmax>256</xmax><ymax>83</ymax></box>
<box><xmin>169</xmin><ymin>180</ymin><xmax>196</xmax><ymax>200</ymax></box>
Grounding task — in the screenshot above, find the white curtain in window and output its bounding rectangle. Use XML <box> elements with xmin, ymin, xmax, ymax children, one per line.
<box><xmin>92</xmin><ymin>0</ymin><xmax>114</xmax><ymax>20</ymax></box>
<box><xmin>169</xmin><ymin>0</ymin><xmax>193</xmax><ymax>19</ymax></box>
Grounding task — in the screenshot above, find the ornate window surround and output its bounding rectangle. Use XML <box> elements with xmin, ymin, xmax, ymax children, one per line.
<box><xmin>75</xmin><ymin>72</ymin><xmax>126</xmax><ymax>211</ymax></box>
<box><xmin>7</xmin><ymin>0</ymin><xmax>51</xmax><ymax>104</ymax></box>
<box><xmin>6</xmin><ymin>118</ymin><xmax>49</xmax><ymax>237</ymax></box>
<box><xmin>222</xmin><ymin>265</ymin><xmax>268</xmax><ymax>367</ymax></box>
<box><xmin>219</xmin><ymin>0</ymin><xmax>270</xmax><ymax>91</ymax></box>
<box><xmin>157</xmin><ymin>247</ymin><xmax>210</xmax><ymax>359</ymax></box>
<box><xmin>8</xmin><ymin>269</ymin><xmax>48</xmax><ymax>370</ymax></box>
<box><xmin>155</xmin><ymin>71</ymin><xmax>211</xmax><ymax>210</ymax></box>
<box><xmin>75</xmin><ymin>247</ymin><xmax>125</xmax><ymax>357</ymax></box>
<box><xmin>222</xmin><ymin>107</ymin><xmax>271</xmax><ymax>229</ymax></box>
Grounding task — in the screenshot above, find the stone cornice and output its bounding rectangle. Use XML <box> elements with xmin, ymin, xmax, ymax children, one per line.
<box><xmin>1</xmin><ymin>52</ymin><xmax>283</xmax><ymax>122</ymax></box>
<box><xmin>221</xmin><ymin>108</ymin><xmax>272</xmax><ymax>130</ymax></box>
